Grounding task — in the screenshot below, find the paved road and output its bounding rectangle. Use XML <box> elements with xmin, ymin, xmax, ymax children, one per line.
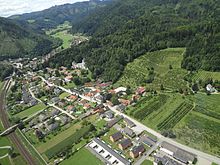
<box><xmin>48</xmin><ymin>103</ymin><xmax>76</xmax><ymax>120</ymax></box>
<box><xmin>0</xmin><ymin>80</ymin><xmax>36</xmax><ymax>165</ymax></box>
<box><xmin>37</xmin><ymin>74</ymin><xmax>220</xmax><ymax>165</ymax></box>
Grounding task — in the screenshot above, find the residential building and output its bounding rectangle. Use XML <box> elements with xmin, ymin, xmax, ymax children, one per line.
<box><xmin>124</xmin><ymin>118</ymin><xmax>136</xmax><ymax>128</ymax></box>
<box><xmin>118</xmin><ymin>139</ymin><xmax>132</xmax><ymax>150</ymax></box>
<box><xmin>130</xmin><ymin>145</ymin><xmax>145</xmax><ymax>158</ymax></box>
<box><xmin>110</xmin><ymin>132</ymin><xmax>123</xmax><ymax>142</ymax></box>
<box><xmin>88</xmin><ymin>138</ymin><xmax>131</xmax><ymax>165</ymax></box>
<box><xmin>123</xmin><ymin>127</ymin><xmax>136</xmax><ymax>138</ymax></box>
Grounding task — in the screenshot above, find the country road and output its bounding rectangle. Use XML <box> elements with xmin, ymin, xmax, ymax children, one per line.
<box><xmin>0</xmin><ymin>80</ymin><xmax>36</xmax><ymax>165</ymax></box>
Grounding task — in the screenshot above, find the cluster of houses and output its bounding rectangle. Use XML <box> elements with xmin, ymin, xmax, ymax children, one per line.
<box><xmin>26</xmin><ymin>108</ymin><xmax>72</xmax><ymax>139</ymax></box>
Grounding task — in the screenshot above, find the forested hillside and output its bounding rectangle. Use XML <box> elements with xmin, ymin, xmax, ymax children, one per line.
<box><xmin>10</xmin><ymin>0</ymin><xmax>112</xmax><ymax>31</ymax></box>
<box><xmin>47</xmin><ymin>0</ymin><xmax>220</xmax><ymax>82</ymax></box>
<box><xmin>0</xmin><ymin>17</ymin><xmax>61</xmax><ymax>60</ymax></box>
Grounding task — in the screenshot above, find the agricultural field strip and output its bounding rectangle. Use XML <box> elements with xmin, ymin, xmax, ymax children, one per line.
<box><xmin>157</xmin><ymin>102</ymin><xmax>194</xmax><ymax>130</ymax></box>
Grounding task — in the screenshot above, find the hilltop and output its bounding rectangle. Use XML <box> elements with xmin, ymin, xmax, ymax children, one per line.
<box><xmin>0</xmin><ymin>17</ymin><xmax>61</xmax><ymax>60</ymax></box>
<box><xmin>10</xmin><ymin>0</ymin><xmax>113</xmax><ymax>31</ymax></box>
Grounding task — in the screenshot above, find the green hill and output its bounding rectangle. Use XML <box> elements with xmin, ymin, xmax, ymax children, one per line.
<box><xmin>10</xmin><ymin>0</ymin><xmax>112</xmax><ymax>31</ymax></box>
<box><xmin>0</xmin><ymin>17</ymin><xmax>61</xmax><ymax>60</ymax></box>
<box><xmin>47</xmin><ymin>0</ymin><xmax>220</xmax><ymax>82</ymax></box>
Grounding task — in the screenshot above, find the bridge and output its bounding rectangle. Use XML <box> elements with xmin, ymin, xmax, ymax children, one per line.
<box><xmin>0</xmin><ymin>124</ymin><xmax>18</xmax><ymax>136</ymax></box>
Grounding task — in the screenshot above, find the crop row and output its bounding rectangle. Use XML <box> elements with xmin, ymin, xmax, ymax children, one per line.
<box><xmin>157</xmin><ymin>102</ymin><xmax>193</xmax><ymax>130</ymax></box>
<box><xmin>133</xmin><ymin>95</ymin><xmax>168</xmax><ymax>121</ymax></box>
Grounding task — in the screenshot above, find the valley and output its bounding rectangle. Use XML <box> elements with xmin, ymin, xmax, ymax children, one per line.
<box><xmin>0</xmin><ymin>0</ymin><xmax>220</xmax><ymax>165</ymax></box>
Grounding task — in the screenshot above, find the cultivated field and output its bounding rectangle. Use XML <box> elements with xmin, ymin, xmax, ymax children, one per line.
<box><xmin>116</xmin><ymin>48</ymin><xmax>188</xmax><ymax>90</ymax></box>
<box><xmin>174</xmin><ymin>94</ymin><xmax>220</xmax><ymax>157</ymax></box>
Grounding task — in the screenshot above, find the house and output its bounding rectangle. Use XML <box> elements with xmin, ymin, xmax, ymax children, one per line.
<box><xmin>83</xmin><ymin>103</ymin><xmax>91</xmax><ymax>110</ymax></box>
<box><xmin>136</xmin><ymin>87</ymin><xmax>146</xmax><ymax>95</ymax></box>
<box><xmin>123</xmin><ymin>127</ymin><xmax>136</xmax><ymax>138</ymax></box>
<box><xmin>59</xmin><ymin>116</ymin><xmax>69</xmax><ymax>125</ymax></box>
<box><xmin>119</xmin><ymin>99</ymin><xmax>131</xmax><ymax>106</ymax></box>
<box><xmin>139</xmin><ymin>135</ymin><xmax>156</xmax><ymax>147</ymax></box>
<box><xmin>107</xmin><ymin>116</ymin><xmax>123</xmax><ymax>128</ymax></box>
<box><xmin>66</xmin><ymin>105</ymin><xmax>75</xmax><ymax>112</ymax></box>
<box><xmin>51</xmin><ymin>97</ymin><xmax>60</xmax><ymax>103</ymax></box>
<box><xmin>47</xmin><ymin>123</ymin><xmax>59</xmax><ymax>132</ymax></box>
<box><xmin>38</xmin><ymin>114</ymin><xmax>48</xmax><ymax>122</ymax></box>
<box><xmin>130</xmin><ymin>145</ymin><xmax>145</xmax><ymax>158</ymax></box>
<box><xmin>68</xmin><ymin>95</ymin><xmax>78</xmax><ymax>101</ymax></box>
<box><xmin>50</xmin><ymin>108</ymin><xmax>60</xmax><ymax>117</ymax></box>
<box><xmin>114</xmin><ymin>87</ymin><xmax>127</xmax><ymax>94</ymax></box>
<box><xmin>35</xmin><ymin>129</ymin><xmax>44</xmax><ymax>139</ymax></box>
<box><xmin>94</xmin><ymin>93</ymin><xmax>104</xmax><ymax>103</ymax></box>
<box><xmin>58</xmin><ymin>101</ymin><xmax>65</xmax><ymax>107</ymax></box>
<box><xmin>110</xmin><ymin>132</ymin><xmax>123</xmax><ymax>142</ymax></box>
<box><xmin>118</xmin><ymin>138</ymin><xmax>132</xmax><ymax>150</ymax></box>
<box><xmin>124</xmin><ymin>118</ymin><xmax>136</xmax><ymax>128</ymax></box>
<box><xmin>64</xmin><ymin>75</ymin><xmax>73</xmax><ymax>83</ymax></box>
<box><xmin>30</xmin><ymin>99</ymin><xmax>38</xmax><ymax>106</ymax></box>
<box><xmin>116</xmin><ymin>104</ymin><xmax>126</xmax><ymax>112</ymax></box>
<box><xmin>72</xmin><ymin>59</ymin><xmax>88</xmax><ymax>70</ymax></box>
<box><xmin>206</xmin><ymin>84</ymin><xmax>216</xmax><ymax>93</ymax></box>
<box><xmin>105</xmin><ymin>111</ymin><xmax>114</xmax><ymax>119</ymax></box>
<box><xmin>54</xmin><ymin>88</ymin><xmax>62</xmax><ymax>95</ymax></box>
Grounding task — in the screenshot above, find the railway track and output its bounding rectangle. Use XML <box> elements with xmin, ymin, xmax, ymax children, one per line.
<box><xmin>0</xmin><ymin>80</ymin><xmax>36</xmax><ymax>165</ymax></box>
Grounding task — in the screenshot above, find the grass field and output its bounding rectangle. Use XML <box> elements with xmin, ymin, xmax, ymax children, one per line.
<box><xmin>116</xmin><ymin>48</ymin><xmax>188</xmax><ymax>90</ymax></box>
<box><xmin>61</xmin><ymin>147</ymin><xmax>103</xmax><ymax>165</ymax></box>
<box><xmin>36</xmin><ymin>122</ymin><xmax>81</xmax><ymax>153</ymax></box>
<box><xmin>0</xmin><ymin>156</ymin><xmax>11</xmax><ymax>165</ymax></box>
<box><xmin>15</xmin><ymin>103</ymin><xmax>47</xmax><ymax>119</ymax></box>
<box><xmin>193</xmin><ymin>94</ymin><xmax>220</xmax><ymax>120</ymax></box>
<box><xmin>59</xmin><ymin>92</ymin><xmax>70</xmax><ymax>99</ymax></box>
<box><xmin>141</xmin><ymin>160</ymin><xmax>153</xmax><ymax>165</ymax></box>
<box><xmin>64</xmin><ymin>82</ymin><xmax>76</xmax><ymax>89</ymax></box>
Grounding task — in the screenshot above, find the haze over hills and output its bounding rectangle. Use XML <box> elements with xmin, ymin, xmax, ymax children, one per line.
<box><xmin>10</xmin><ymin>0</ymin><xmax>113</xmax><ymax>31</ymax></box>
<box><xmin>0</xmin><ymin>17</ymin><xmax>61</xmax><ymax>60</ymax></box>
<box><xmin>47</xmin><ymin>0</ymin><xmax>220</xmax><ymax>82</ymax></box>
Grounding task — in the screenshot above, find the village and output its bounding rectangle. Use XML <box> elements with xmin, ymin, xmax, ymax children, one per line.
<box><xmin>5</xmin><ymin>57</ymin><xmax>215</xmax><ymax>165</ymax></box>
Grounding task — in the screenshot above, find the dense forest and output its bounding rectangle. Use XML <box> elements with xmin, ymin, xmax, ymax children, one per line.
<box><xmin>0</xmin><ymin>63</ymin><xmax>13</xmax><ymax>81</ymax></box>
<box><xmin>10</xmin><ymin>0</ymin><xmax>112</xmax><ymax>31</ymax></box>
<box><xmin>46</xmin><ymin>0</ymin><xmax>220</xmax><ymax>82</ymax></box>
<box><xmin>0</xmin><ymin>17</ymin><xmax>61</xmax><ymax>60</ymax></box>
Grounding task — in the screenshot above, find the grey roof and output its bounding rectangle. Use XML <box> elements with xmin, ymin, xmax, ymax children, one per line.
<box><xmin>105</xmin><ymin>111</ymin><xmax>114</xmax><ymax>119</ymax></box>
<box><xmin>173</xmin><ymin>149</ymin><xmax>196</xmax><ymax>163</ymax></box>
<box><xmin>93</xmin><ymin>138</ymin><xmax>130</xmax><ymax>165</ymax></box>
<box><xmin>110</xmin><ymin>131</ymin><xmax>123</xmax><ymax>141</ymax></box>
<box><xmin>107</xmin><ymin>116</ymin><xmax>123</xmax><ymax>128</ymax></box>
<box><xmin>123</xmin><ymin>127</ymin><xmax>135</xmax><ymax>137</ymax></box>
<box><xmin>140</xmin><ymin>135</ymin><xmax>156</xmax><ymax>147</ymax></box>
<box><xmin>131</xmin><ymin>145</ymin><xmax>145</xmax><ymax>155</ymax></box>
<box><xmin>154</xmin><ymin>155</ymin><xmax>182</xmax><ymax>165</ymax></box>
<box><xmin>119</xmin><ymin>138</ymin><xmax>132</xmax><ymax>149</ymax></box>
<box><xmin>124</xmin><ymin>118</ymin><xmax>135</xmax><ymax>127</ymax></box>
<box><xmin>48</xmin><ymin>123</ymin><xmax>59</xmax><ymax>131</ymax></box>
<box><xmin>161</xmin><ymin>142</ymin><xmax>196</xmax><ymax>163</ymax></box>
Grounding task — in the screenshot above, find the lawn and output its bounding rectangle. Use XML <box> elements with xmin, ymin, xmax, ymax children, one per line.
<box><xmin>15</xmin><ymin>103</ymin><xmax>47</xmax><ymax>119</ymax></box>
<box><xmin>141</xmin><ymin>160</ymin><xmax>153</xmax><ymax>165</ymax></box>
<box><xmin>61</xmin><ymin>147</ymin><xmax>103</xmax><ymax>165</ymax></box>
<box><xmin>52</xmin><ymin>30</ymin><xmax>74</xmax><ymax>49</ymax></box>
<box><xmin>0</xmin><ymin>156</ymin><xmax>11</xmax><ymax>165</ymax></box>
<box><xmin>59</xmin><ymin>92</ymin><xmax>70</xmax><ymax>99</ymax></box>
<box><xmin>0</xmin><ymin>121</ymin><xmax>11</xmax><ymax>147</ymax></box>
<box><xmin>115</xmin><ymin>48</ymin><xmax>188</xmax><ymax>90</ymax></box>
<box><xmin>64</xmin><ymin>82</ymin><xmax>76</xmax><ymax>89</ymax></box>
<box><xmin>37</xmin><ymin>122</ymin><xmax>81</xmax><ymax>153</ymax></box>
<box><xmin>174</xmin><ymin>111</ymin><xmax>220</xmax><ymax>157</ymax></box>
